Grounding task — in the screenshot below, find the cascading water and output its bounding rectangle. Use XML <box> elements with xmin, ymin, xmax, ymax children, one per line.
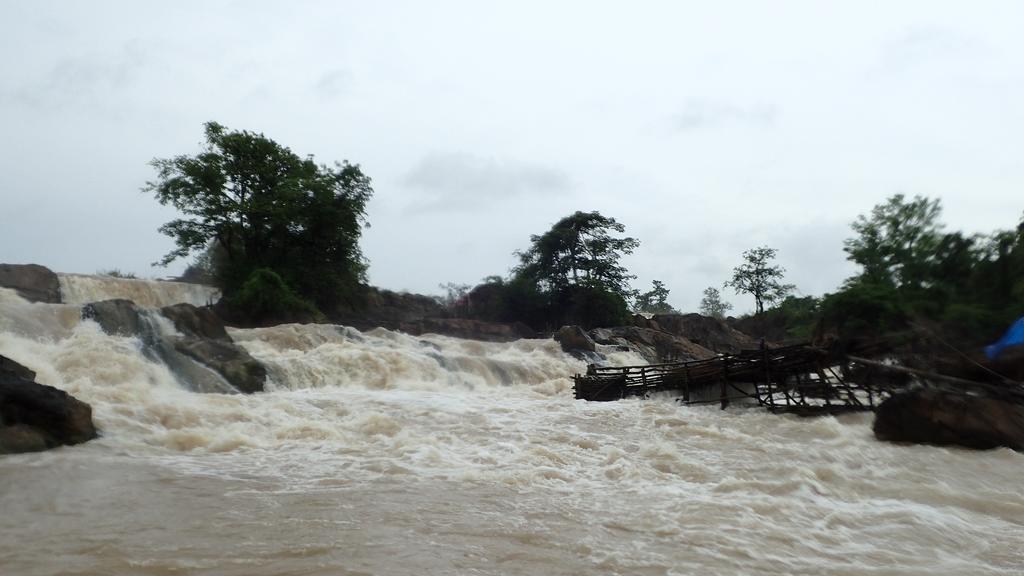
<box><xmin>57</xmin><ymin>273</ymin><xmax>220</xmax><ymax>307</ymax></box>
<box><xmin>1</xmin><ymin>281</ymin><xmax>1022</xmax><ymax>575</ymax></box>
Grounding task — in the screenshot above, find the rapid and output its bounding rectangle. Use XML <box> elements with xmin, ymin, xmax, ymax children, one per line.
<box><xmin>1</xmin><ymin>282</ymin><xmax>1022</xmax><ymax>575</ymax></box>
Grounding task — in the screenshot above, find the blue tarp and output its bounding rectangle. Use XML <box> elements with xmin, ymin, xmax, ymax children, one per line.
<box><xmin>985</xmin><ymin>316</ymin><xmax>1024</xmax><ymax>360</ymax></box>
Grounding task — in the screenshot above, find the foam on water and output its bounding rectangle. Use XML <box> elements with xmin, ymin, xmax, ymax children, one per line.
<box><xmin>1</xmin><ymin>286</ymin><xmax>1022</xmax><ymax>575</ymax></box>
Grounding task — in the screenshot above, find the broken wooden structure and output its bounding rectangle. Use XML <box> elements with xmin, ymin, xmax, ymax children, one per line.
<box><xmin>572</xmin><ymin>342</ymin><xmax>1024</xmax><ymax>415</ymax></box>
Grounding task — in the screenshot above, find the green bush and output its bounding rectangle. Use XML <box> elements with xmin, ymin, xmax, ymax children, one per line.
<box><xmin>819</xmin><ymin>281</ymin><xmax>905</xmax><ymax>338</ymax></box>
<box><xmin>228</xmin><ymin>268</ymin><xmax>322</xmax><ymax>323</ymax></box>
<box><xmin>559</xmin><ymin>284</ymin><xmax>631</xmax><ymax>329</ymax></box>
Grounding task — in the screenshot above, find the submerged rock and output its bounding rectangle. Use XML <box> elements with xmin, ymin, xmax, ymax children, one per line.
<box><xmin>873</xmin><ymin>389</ymin><xmax>1024</xmax><ymax>451</ymax></box>
<box><xmin>0</xmin><ymin>263</ymin><xmax>61</xmax><ymax>303</ymax></box>
<box><xmin>0</xmin><ymin>358</ymin><xmax>98</xmax><ymax>454</ymax></box>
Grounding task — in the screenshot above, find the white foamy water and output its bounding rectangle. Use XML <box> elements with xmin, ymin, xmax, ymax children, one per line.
<box><xmin>57</xmin><ymin>273</ymin><xmax>220</xmax><ymax>307</ymax></box>
<box><xmin>1</xmin><ymin>286</ymin><xmax>1022</xmax><ymax>575</ymax></box>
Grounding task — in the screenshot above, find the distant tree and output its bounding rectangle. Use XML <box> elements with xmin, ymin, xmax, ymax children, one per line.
<box><xmin>145</xmin><ymin>121</ymin><xmax>372</xmax><ymax>312</ymax></box>
<box><xmin>844</xmin><ymin>194</ymin><xmax>943</xmax><ymax>290</ymax></box>
<box><xmin>725</xmin><ymin>246</ymin><xmax>795</xmax><ymax>315</ymax></box>
<box><xmin>635</xmin><ymin>280</ymin><xmax>676</xmax><ymax>314</ymax></box>
<box><xmin>513</xmin><ymin>211</ymin><xmax>640</xmax><ymax>301</ymax></box>
<box><xmin>698</xmin><ymin>287</ymin><xmax>732</xmax><ymax>319</ymax></box>
<box><xmin>97</xmin><ymin>268</ymin><xmax>137</xmax><ymax>279</ymax></box>
<box><xmin>436</xmin><ymin>282</ymin><xmax>471</xmax><ymax>315</ymax></box>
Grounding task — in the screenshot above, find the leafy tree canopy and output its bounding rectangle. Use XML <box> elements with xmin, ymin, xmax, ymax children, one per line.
<box><xmin>636</xmin><ymin>280</ymin><xmax>676</xmax><ymax>314</ymax></box>
<box><xmin>145</xmin><ymin>122</ymin><xmax>372</xmax><ymax>312</ymax></box>
<box><xmin>698</xmin><ymin>286</ymin><xmax>732</xmax><ymax>319</ymax></box>
<box><xmin>513</xmin><ymin>211</ymin><xmax>639</xmax><ymax>301</ymax></box>
<box><xmin>725</xmin><ymin>246</ymin><xmax>795</xmax><ymax>315</ymax></box>
<box><xmin>844</xmin><ymin>194</ymin><xmax>943</xmax><ymax>290</ymax></box>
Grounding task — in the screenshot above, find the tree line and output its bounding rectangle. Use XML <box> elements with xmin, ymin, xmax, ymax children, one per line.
<box><xmin>147</xmin><ymin>122</ymin><xmax>1024</xmax><ymax>344</ymax></box>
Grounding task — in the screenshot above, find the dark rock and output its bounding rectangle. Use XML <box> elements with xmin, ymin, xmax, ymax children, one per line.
<box><xmin>652</xmin><ymin>313</ymin><xmax>759</xmax><ymax>354</ymax></box>
<box><xmin>589</xmin><ymin>326</ymin><xmax>715</xmax><ymax>364</ymax></box>
<box><xmin>84</xmin><ymin>299</ymin><xmax>265</xmax><ymax>394</ymax></box>
<box><xmin>630</xmin><ymin>314</ymin><xmax>655</xmax><ymax>329</ymax></box>
<box><xmin>465</xmin><ymin>283</ymin><xmax>506</xmax><ymax>318</ymax></box>
<box><xmin>989</xmin><ymin>346</ymin><xmax>1024</xmax><ymax>382</ymax></box>
<box><xmin>554</xmin><ymin>325</ymin><xmax>596</xmax><ymax>353</ymax></box>
<box><xmin>0</xmin><ymin>373</ymin><xmax>98</xmax><ymax>454</ymax></box>
<box><xmin>0</xmin><ymin>263</ymin><xmax>61</xmax><ymax>303</ymax></box>
<box><xmin>171</xmin><ymin>338</ymin><xmax>266</xmax><ymax>394</ymax></box>
<box><xmin>160</xmin><ymin>303</ymin><xmax>230</xmax><ymax>341</ymax></box>
<box><xmin>81</xmin><ymin>298</ymin><xmax>144</xmax><ymax>337</ymax></box>
<box><xmin>873</xmin><ymin>389</ymin><xmax>1024</xmax><ymax>451</ymax></box>
<box><xmin>0</xmin><ymin>355</ymin><xmax>36</xmax><ymax>381</ymax></box>
<box><xmin>331</xmin><ymin>288</ymin><xmax>445</xmax><ymax>332</ymax></box>
<box><xmin>401</xmin><ymin>318</ymin><xmax>536</xmax><ymax>342</ymax></box>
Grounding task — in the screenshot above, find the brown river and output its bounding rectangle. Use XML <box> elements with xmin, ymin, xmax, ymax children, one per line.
<box><xmin>1</xmin><ymin>281</ymin><xmax>1022</xmax><ymax>575</ymax></box>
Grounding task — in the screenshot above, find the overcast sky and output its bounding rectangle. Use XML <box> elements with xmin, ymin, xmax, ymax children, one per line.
<box><xmin>2</xmin><ymin>1</ymin><xmax>1022</xmax><ymax>313</ymax></box>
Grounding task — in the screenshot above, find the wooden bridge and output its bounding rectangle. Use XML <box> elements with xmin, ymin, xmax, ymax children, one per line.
<box><xmin>573</xmin><ymin>343</ymin><xmax>917</xmax><ymax>415</ymax></box>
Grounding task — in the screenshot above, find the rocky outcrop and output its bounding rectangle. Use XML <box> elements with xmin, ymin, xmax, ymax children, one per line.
<box><xmin>1</xmin><ymin>355</ymin><xmax>98</xmax><ymax>454</ymax></box>
<box><xmin>0</xmin><ymin>263</ymin><xmax>61</xmax><ymax>303</ymax></box>
<box><xmin>171</xmin><ymin>338</ymin><xmax>266</xmax><ymax>394</ymax></box>
<box><xmin>873</xmin><ymin>389</ymin><xmax>1024</xmax><ymax>451</ymax></box>
<box><xmin>161</xmin><ymin>302</ymin><xmax>230</xmax><ymax>341</ymax></box>
<box><xmin>652</xmin><ymin>313</ymin><xmax>759</xmax><ymax>354</ymax></box>
<box><xmin>401</xmin><ymin>318</ymin><xmax>536</xmax><ymax>342</ymax></box>
<box><xmin>332</xmin><ymin>288</ymin><xmax>446</xmax><ymax>332</ymax></box>
<box><xmin>554</xmin><ymin>325</ymin><xmax>596</xmax><ymax>353</ymax></box>
<box><xmin>0</xmin><ymin>355</ymin><xmax>36</xmax><ymax>381</ymax></box>
<box><xmin>82</xmin><ymin>298</ymin><xmax>145</xmax><ymax>337</ymax></box>
<box><xmin>590</xmin><ymin>326</ymin><xmax>716</xmax><ymax>364</ymax></box>
<box><xmin>81</xmin><ymin>299</ymin><xmax>266</xmax><ymax>394</ymax></box>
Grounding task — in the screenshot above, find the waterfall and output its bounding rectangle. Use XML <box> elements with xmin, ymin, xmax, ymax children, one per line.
<box><xmin>57</xmin><ymin>273</ymin><xmax>220</xmax><ymax>308</ymax></box>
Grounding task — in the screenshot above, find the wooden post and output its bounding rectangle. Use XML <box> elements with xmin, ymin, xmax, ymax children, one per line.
<box><xmin>720</xmin><ymin>356</ymin><xmax>730</xmax><ymax>410</ymax></box>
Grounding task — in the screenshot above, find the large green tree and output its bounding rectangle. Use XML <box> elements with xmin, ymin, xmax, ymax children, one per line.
<box><xmin>827</xmin><ymin>195</ymin><xmax>1024</xmax><ymax>343</ymax></box>
<box><xmin>844</xmin><ymin>194</ymin><xmax>943</xmax><ymax>290</ymax></box>
<box><xmin>499</xmin><ymin>211</ymin><xmax>640</xmax><ymax>329</ymax></box>
<box><xmin>725</xmin><ymin>246</ymin><xmax>794</xmax><ymax>315</ymax></box>
<box><xmin>145</xmin><ymin>122</ymin><xmax>372</xmax><ymax>311</ymax></box>
<box><xmin>513</xmin><ymin>211</ymin><xmax>639</xmax><ymax>300</ymax></box>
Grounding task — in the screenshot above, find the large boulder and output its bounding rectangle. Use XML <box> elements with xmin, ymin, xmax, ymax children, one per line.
<box><xmin>0</xmin><ymin>263</ymin><xmax>61</xmax><ymax>303</ymax></box>
<box><xmin>652</xmin><ymin>313</ymin><xmax>759</xmax><ymax>354</ymax></box>
<box><xmin>171</xmin><ymin>338</ymin><xmax>266</xmax><ymax>394</ymax></box>
<box><xmin>400</xmin><ymin>318</ymin><xmax>536</xmax><ymax>342</ymax></box>
<box><xmin>82</xmin><ymin>299</ymin><xmax>266</xmax><ymax>394</ymax></box>
<box><xmin>554</xmin><ymin>325</ymin><xmax>596</xmax><ymax>353</ymax></box>
<box><xmin>590</xmin><ymin>326</ymin><xmax>715</xmax><ymax>364</ymax></box>
<box><xmin>160</xmin><ymin>303</ymin><xmax>230</xmax><ymax>341</ymax></box>
<box><xmin>81</xmin><ymin>298</ymin><xmax>145</xmax><ymax>337</ymax></box>
<box><xmin>0</xmin><ymin>368</ymin><xmax>98</xmax><ymax>454</ymax></box>
<box><xmin>1</xmin><ymin>355</ymin><xmax>36</xmax><ymax>381</ymax></box>
<box><xmin>874</xmin><ymin>389</ymin><xmax>1024</xmax><ymax>451</ymax></box>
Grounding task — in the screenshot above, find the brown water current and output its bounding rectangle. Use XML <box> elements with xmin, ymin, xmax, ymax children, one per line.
<box><xmin>1</xmin><ymin>288</ymin><xmax>1022</xmax><ymax>575</ymax></box>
